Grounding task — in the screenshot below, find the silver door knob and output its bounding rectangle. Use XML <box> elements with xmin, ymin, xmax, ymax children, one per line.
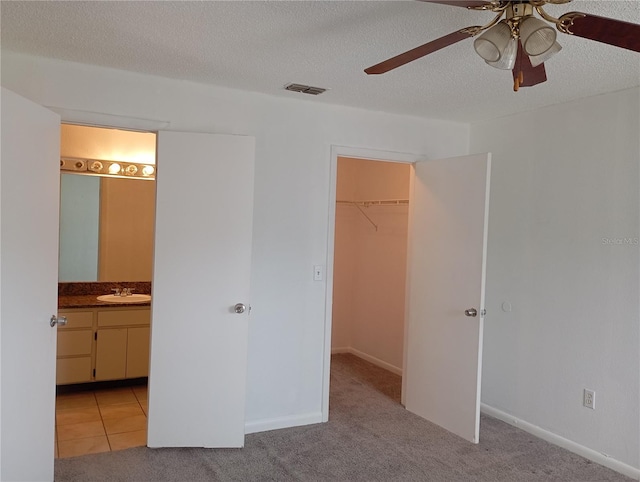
<box><xmin>464</xmin><ymin>308</ymin><xmax>477</xmax><ymax>317</ymax></box>
<box><xmin>50</xmin><ymin>315</ymin><xmax>67</xmax><ymax>327</ymax></box>
<box><xmin>234</xmin><ymin>303</ymin><xmax>246</xmax><ymax>314</ymax></box>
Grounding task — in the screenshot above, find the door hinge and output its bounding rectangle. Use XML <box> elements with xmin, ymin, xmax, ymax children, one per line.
<box><xmin>94</xmin><ymin>332</ymin><xmax>98</xmax><ymax>340</ymax></box>
<box><xmin>93</xmin><ymin>369</ymin><xmax>96</xmax><ymax>377</ymax></box>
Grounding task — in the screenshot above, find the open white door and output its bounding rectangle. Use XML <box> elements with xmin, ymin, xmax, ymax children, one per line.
<box><xmin>404</xmin><ymin>153</ymin><xmax>490</xmax><ymax>443</ymax></box>
<box><xmin>148</xmin><ymin>131</ymin><xmax>254</xmax><ymax>448</ymax></box>
<box><xmin>1</xmin><ymin>88</ymin><xmax>61</xmax><ymax>480</ymax></box>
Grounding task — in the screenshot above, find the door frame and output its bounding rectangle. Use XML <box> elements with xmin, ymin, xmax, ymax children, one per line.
<box><xmin>321</xmin><ymin>145</ymin><xmax>426</xmax><ymax>421</ymax></box>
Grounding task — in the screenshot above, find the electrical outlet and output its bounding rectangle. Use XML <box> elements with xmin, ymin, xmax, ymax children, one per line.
<box><xmin>583</xmin><ymin>389</ymin><xmax>595</xmax><ymax>409</ymax></box>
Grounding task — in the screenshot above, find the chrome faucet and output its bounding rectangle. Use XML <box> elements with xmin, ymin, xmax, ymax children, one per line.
<box><xmin>112</xmin><ymin>287</ymin><xmax>134</xmax><ymax>297</ymax></box>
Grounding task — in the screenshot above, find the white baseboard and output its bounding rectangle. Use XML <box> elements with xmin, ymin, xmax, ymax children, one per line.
<box><xmin>481</xmin><ymin>403</ymin><xmax>640</xmax><ymax>481</ymax></box>
<box><xmin>332</xmin><ymin>346</ymin><xmax>402</xmax><ymax>376</ymax></box>
<box><xmin>244</xmin><ymin>412</ymin><xmax>323</xmax><ymax>435</ymax></box>
<box><xmin>331</xmin><ymin>347</ymin><xmax>350</xmax><ymax>354</ymax></box>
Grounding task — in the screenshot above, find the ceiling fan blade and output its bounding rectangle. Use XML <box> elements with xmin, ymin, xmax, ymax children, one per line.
<box><xmin>519</xmin><ymin>63</ymin><xmax>547</xmax><ymax>87</ymax></box>
<box><xmin>365</xmin><ymin>28</ymin><xmax>476</xmax><ymax>75</ymax></box>
<box><xmin>512</xmin><ymin>41</ymin><xmax>547</xmax><ymax>90</ymax></box>
<box><xmin>416</xmin><ymin>0</ymin><xmax>494</xmax><ymax>8</ymax></box>
<box><xmin>559</xmin><ymin>12</ymin><xmax>640</xmax><ymax>52</ymax></box>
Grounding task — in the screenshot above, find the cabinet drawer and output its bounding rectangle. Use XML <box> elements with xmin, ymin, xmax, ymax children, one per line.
<box><xmin>98</xmin><ymin>309</ymin><xmax>150</xmax><ymax>327</ymax></box>
<box><xmin>58</xmin><ymin>311</ymin><xmax>93</xmax><ymax>329</ymax></box>
<box><xmin>57</xmin><ymin>330</ymin><xmax>93</xmax><ymax>357</ymax></box>
<box><xmin>56</xmin><ymin>357</ymin><xmax>92</xmax><ymax>385</ymax></box>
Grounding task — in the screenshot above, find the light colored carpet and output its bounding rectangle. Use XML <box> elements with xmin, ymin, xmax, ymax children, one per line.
<box><xmin>55</xmin><ymin>354</ymin><xmax>631</xmax><ymax>481</ymax></box>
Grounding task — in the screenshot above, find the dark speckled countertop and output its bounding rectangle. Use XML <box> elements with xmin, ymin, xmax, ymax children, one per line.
<box><xmin>58</xmin><ymin>282</ymin><xmax>152</xmax><ymax>309</ymax></box>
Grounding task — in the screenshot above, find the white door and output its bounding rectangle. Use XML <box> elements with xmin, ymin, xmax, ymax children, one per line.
<box><xmin>1</xmin><ymin>88</ymin><xmax>61</xmax><ymax>480</ymax></box>
<box><xmin>148</xmin><ymin>131</ymin><xmax>255</xmax><ymax>448</ymax></box>
<box><xmin>404</xmin><ymin>153</ymin><xmax>491</xmax><ymax>443</ymax></box>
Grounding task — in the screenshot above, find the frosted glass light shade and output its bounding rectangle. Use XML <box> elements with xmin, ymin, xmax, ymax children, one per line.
<box><xmin>474</xmin><ymin>21</ymin><xmax>512</xmax><ymax>62</ymax></box>
<box><xmin>529</xmin><ymin>41</ymin><xmax>562</xmax><ymax>67</ymax></box>
<box><xmin>520</xmin><ymin>16</ymin><xmax>556</xmax><ymax>56</ymax></box>
<box><xmin>486</xmin><ymin>37</ymin><xmax>517</xmax><ymax>70</ymax></box>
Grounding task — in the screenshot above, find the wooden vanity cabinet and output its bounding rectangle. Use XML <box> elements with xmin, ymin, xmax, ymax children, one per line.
<box><xmin>56</xmin><ymin>306</ymin><xmax>150</xmax><ymax>385</ymax></box>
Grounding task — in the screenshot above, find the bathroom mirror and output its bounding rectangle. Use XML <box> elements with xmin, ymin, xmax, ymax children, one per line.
<box><xmin>59</xmin><ymin>123</ymin><xmax>156</xmax><ymax>282</ymax></box>
<box><xmin>59</xmin><ymin>173</ymin><xmax>156</xmax><ymax>282</ymax></box>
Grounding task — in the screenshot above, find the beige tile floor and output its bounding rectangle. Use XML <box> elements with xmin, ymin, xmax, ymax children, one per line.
<box><xmin>55</xmin><ymin>384</ymin><xmax>148</xmax><ymax>458</ymax></box>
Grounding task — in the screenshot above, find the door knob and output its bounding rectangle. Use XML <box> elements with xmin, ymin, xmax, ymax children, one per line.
<box><xmin>234</xmin><ymin>303</ymin><xmax>246</xmax><ymax>314</ymax></box>
<box><xmin>50</xmin><ymin>315</ymin><xmax>67</xmax><ymax>327</ymax></box>
<box><xmin>464</xmin><ymin>308</ymin><xmax>477</xmax><ymax>317</ymax></box>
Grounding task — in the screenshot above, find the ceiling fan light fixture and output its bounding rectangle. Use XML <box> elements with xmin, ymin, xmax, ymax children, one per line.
<box><xmin>519</xmin><ymin>16</ymin><xmax>557</xmax><ymax>56</ymax></box>
<box><xmin>529</xmin><ymin>41</ymin><xmax>562</xmax><ymax>67</ymax></box>
<box><xmin>473</xmin><ymin>20</ymin><xmax>512</xmax><ymax>62</ymax></box>
<box><xmin>485</xmin><ymin>37</ymin><xmax>518</xmax><ymax>70</ymax></box>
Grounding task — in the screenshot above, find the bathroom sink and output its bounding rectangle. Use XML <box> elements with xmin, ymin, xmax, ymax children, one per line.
<box><xmin>97</xmin><ymin>294</ymin><xmax>151</xmax><ymax>303</ymax></box>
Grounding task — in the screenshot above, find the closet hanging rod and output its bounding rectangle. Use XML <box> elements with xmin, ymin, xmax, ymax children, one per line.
<box><xmin>336</xmin><ymin>199</ymin><xmax>409</xmax><ymax>207</ymax></box>
<box><xmin>336</xmin><ymin>199</ymin><xmax>409</xmax><ymax>232</ymax></box>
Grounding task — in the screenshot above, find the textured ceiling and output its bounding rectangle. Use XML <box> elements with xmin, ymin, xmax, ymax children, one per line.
<box><xmin>1</xmin><ymin>1</ymin><xmax>639</xmax><ymax>123</ymax></box>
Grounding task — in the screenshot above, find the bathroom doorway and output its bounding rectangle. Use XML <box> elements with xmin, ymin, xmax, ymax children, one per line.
<box><xmin>330</xmin><ymin>156</ymin><xmax>411</xmax><ymax>406</ymax></box>
<box><xmin>3</xmin><ymin>94</ymin><xmax>256</xmax><ymax>475</ymax></box>
<box><xmin>55</xmin><ymin>124</ymin><xmax>156</xmax><ymax>458</ymax></box>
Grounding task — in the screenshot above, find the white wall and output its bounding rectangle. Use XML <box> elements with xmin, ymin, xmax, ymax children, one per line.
<box><xmin>1</xmin><ymin>52</ymin><xmax>469</xmax><ymax>429</ymax></box>
<box><xmin>61</xmin><ymin>123</ymin><xmax>156</xmax><ymax>164</ymax></box>
<box><xmin>99</xmin><ymin>177</ymin><xmax>155</xmax><ymax>281</ymax></box>
<box><xmin>471</xmin><ymin>87</ymin><xmax>640</xmax><ymax>474</ymax></box>
<box><xmin>332</xmin><ymin>158</ymin><xmax>410</xmax><ymax>371</ymax></box>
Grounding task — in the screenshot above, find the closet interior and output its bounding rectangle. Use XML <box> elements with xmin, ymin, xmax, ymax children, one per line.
<box><xmin>331</xmin><ymin>156</ymin><xmax>411</xmax><ymax>395</ymax></box>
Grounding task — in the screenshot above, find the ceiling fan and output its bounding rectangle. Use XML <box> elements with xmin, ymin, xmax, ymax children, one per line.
<box><xmin>365</xmin><ymin>0</ymin><xmax>640</xmax><ymax>91</ymax></box>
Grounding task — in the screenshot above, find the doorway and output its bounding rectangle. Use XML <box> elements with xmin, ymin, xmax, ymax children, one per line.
<box><xmin>323</xmin><ymin>146</ymin><xmax>491</xmax><ymax>445</ymax></box>
<box><xmin>55</xmin><ymin>123</ymin><xmax>156</xmax><ymax>458</ymax></box>
<box><xmin>2</xmin><ymin>91</ymin><xmax>256</xmax><ymax>477</ymax></box>
<box><xmin>330</xmin><ymin>156</ymin><xmax>411</xmax><ymax>405</ymax></box>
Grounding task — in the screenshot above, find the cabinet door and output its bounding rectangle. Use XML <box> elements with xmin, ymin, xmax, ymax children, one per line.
<box><xmin>56</xmin><ymin>358</ymin><xmax>92</xmax><ymax>385</ymax></box>
<box><xmin>126</xmin><ymin>326</ymin><xmax>150</xmax><ymax>378</ymax></box>
<box><xmin>95</xmin><ymin>329</ymin><xmax>127</xmax><ymax>381</ymax></box>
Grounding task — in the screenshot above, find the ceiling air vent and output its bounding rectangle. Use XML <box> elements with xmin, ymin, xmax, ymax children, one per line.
<box><xmin>284</xmin><ymin>83</ymin><xmax>327</xmax><ymax>96</ymax></box>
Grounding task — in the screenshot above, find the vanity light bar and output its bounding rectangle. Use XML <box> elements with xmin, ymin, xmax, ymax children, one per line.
<box><xmin>60</xmin><ymin>157</ymin><xmax>155</xmax><ymax>180</ymax></box>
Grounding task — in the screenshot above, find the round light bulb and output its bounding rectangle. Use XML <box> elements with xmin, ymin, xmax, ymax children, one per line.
<box><xmin>108</xmin><ymin>163</ymin><xmax>122</xmax><ymax>174</ymax></box>
<box><xmin>142</xmin><ymin>165</ymin><xmax>155</xmax><ymax>177</ymax></box>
